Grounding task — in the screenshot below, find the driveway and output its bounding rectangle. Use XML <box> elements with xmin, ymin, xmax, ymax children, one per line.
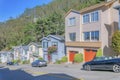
<box><xmin>1</xmin><ymin>63</ymin><xmax>120</xmax><ymax>80</ymax></box>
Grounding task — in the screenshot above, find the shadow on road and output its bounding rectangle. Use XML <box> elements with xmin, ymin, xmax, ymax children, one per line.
<box><xmin>0</xmin><ymin>68</ymin><xmax>80</xmax><ymax>80</ymax></box>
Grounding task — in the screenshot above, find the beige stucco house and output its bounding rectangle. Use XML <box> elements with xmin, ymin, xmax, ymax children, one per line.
<box><xmin>28</xmin><ymin>42</ymin><xmax>43</xmax><ymax>63</ymax></box>
<box><xmin>65</xmin><ymin>0</ymin><xmax>120</xmax><ymax>63</ymax></box>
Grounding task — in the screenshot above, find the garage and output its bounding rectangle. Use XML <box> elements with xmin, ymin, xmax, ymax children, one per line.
<box><xmin>69</xmin><ymin>51</ymin><xmax>78</xmax><ymax>62</ymax></box>
<box><xmin>84</xmin><ymin>49</ymin><xmax>97</xmax><ymax>62</ymax></box>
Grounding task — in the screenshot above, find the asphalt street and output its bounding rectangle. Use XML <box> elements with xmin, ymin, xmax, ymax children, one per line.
<box><xmin>0</xmin><ymin>63</ymin><xmax>120</xmax><ymax>80</ymax></box>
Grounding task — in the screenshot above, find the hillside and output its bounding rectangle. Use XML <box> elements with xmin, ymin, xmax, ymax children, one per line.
<box><xmin>0</xmin><ymin>0</ymin><xmax>105</xmax><ymax>50</ymax></box>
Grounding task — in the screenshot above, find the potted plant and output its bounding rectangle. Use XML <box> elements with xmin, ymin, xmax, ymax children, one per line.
<box><xmin>48</xmin><ymin>46</ymin><xmax>57</xmax><ymax>54</ymax></box>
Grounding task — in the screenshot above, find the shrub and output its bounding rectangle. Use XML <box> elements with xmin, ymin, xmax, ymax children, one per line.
<box><xmin>38</xmin><ymin>57</ymin><xmax>44</xmax><ymax>60</ymax></box>
<box><xmin>61</xmin><ymin>56</ymin><xmax>68</xmax><ymax>63</ymax></box>
<box><xmin>55</xmin><ymin>60</ymin><xmax>61</xmax><ymax>64</ymax></box>
<box><xmin>12</xmin><ymin>59</ymin><xmax>21</xmax><ymax>63</ymax></box>
<box><xmin>21</xmin><ymin>60</ymin><xmax>30</xmax><ymax>64</ymax></box>
<box><xmin>74</xmin><ymin>53</ymin><xmax>83</xmax><ymax>63</ymax></box>
<box><xmin>96</xmin><ymin>48</ymin><xmax>102</xmax><ymax>57</ymax></box>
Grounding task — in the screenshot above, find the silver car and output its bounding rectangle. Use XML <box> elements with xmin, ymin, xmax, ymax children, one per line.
<box><xmin>31</xmin><ymin>60</ymin><xmax>47</xmax><ymax>67</ymax></box>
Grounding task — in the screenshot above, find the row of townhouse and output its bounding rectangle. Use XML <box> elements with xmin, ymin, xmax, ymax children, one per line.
<box><xmin>0</xmin><ymin>42</ymin><xmax>42</xmax><ymax>63</ymax></box>
<box><xmin>0</xmin><ymin>35</ymin><xmax>66</xmax><ymax>63</ymax></box>
<box><xmin>0</xmin><ymin>0</ymin><xmax>120</xmax><ymax>64</ymax></box>
<box><xmin>0</xmin><ymin>51</ymin><xmax>13</xmax><ymax>63</ymax></box>
<box><xmin>65</xmin><ymin>0</ymin><xmax>120</xmax><ymax>63</ymax></box>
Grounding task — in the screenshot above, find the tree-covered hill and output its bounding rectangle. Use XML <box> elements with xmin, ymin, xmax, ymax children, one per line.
<box><xmin>0</xmin><ymin>0</ymin><xmax>105</xmax><ymax>50</ymax></box>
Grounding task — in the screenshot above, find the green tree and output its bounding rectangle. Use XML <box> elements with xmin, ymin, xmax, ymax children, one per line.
<box><xmin>112</xmin><ymin>31</ymin><xmax>120</xmax><ymax>56</ymax></box>
<box><xmin>0</xmin><ymin>0</ymin><xmax>104</xmax><ymax>50</ymax></box>
<box><xmin>23</xmin><ymin>23</ymin><xmax>36</xmax><ymax>44</ymax></box>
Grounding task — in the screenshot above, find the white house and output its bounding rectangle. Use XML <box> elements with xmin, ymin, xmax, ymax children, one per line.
<box><xmin>28</xmin><ymin>42</ymin><xmax>43</xmax><ymax>63</ymax></box>
<box><xmin>12</xmin><ymin>45</ymin><xmax>29</xmax><ymax>61</ymax></box>
<box><xmin>0</xmin><ymin>51</ymin><xmax>13</xmax><ymax>63</ymax></box>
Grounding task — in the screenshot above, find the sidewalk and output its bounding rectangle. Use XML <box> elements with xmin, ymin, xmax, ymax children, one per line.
<box><xmin>48</xmin><ymin>62</ymin><xmax>84</xmax><ymax>69</ymax></box>
<box><xmin>0</xmin><ymin>63</ymin><xmax>5</xmax><ymax>68</ymax></box>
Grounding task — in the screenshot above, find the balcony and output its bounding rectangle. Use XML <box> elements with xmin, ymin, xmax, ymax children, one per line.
<box><xmin>65</xmin><ymin>41</ymin><xmax>101</xmax><ymax>48</ymax></box>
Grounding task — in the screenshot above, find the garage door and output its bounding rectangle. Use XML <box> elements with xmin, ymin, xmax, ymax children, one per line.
<box><xmin>69</xmin><ymin>51</ymin><xmax>77</xmax><ymax>62</ymax></box>
<box><xmin>84</xmin><ymin>49</ymin><xmax>97</xmax><ymax>62</ymax></box>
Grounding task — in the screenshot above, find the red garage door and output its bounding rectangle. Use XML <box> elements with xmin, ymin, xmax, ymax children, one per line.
<box><xmin>84</xmin><ymin>49</ymin><xmax>97</xmax><ymax>62</ymax></box>
<box><xmin>69</xmin><ymin>51</ymin><xmax>77</xmax><ymax>62</ymax></box>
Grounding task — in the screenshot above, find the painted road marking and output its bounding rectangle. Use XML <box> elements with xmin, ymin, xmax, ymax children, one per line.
<box><xmin>23</xmin><ymin>69</ymin><xmax>47</xmax><ymax>75</ymax></box>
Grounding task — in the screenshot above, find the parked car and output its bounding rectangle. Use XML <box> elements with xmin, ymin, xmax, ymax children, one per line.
<box><xmin>82</xmin><ymin>57</ymin><xmax>120</xmax><ymax>73</ymax></box>
<box><xmin>6</xmin><ymin>61</ymin><xmax>19</xmax><ymax>66</ymax></box>
<box><xmin>6</xmin><ymin>61</ymin><xmax>14</xmax><ymax>65</ymax></box>
<box><xmin>31</xmin><ymin>60</ymin><xmax>47</xmax><ymax>67</ymax></box>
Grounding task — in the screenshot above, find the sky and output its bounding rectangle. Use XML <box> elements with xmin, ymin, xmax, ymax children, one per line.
<box><xmin>0</xmin><ymin>0</ymin><xmax>52</xmax><ymax>22</ymax></box>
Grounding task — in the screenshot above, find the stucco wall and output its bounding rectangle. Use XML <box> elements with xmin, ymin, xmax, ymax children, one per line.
<box><xmin>65</xmin><ymin>12</ymin><xmax>80</xmax><ymax>42</ymax></box>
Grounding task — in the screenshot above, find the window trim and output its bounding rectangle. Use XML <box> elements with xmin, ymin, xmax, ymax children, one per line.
<box><xmin>83</xmin><ymin>31</ymin><xmax>99</xmax><ymax>42</ymax></box>
<box><xmin>68</xmin><ymin>17</ymin><xmax>76</xmax><ymax>26</ymax></box>
<box><xmin>82</xmin><ymin>10</ymin><xmax>99</xmax><ymax>24</ymax></box>
<box><xmin>91</xmin><ymin>11</ymin><xmax>99</xmax><ymax>22</ymax></box>
<box><xmin>43</xmin><ymin>42</ymin><xmax>48</xmax><ymax>49</ymax></box>
<box><xmin>69</xmin><ymin>32</ymin><xmax>76</xmax><ymax>41</ymax></box>
<box><xmin>52</xmin><ymin>42</ymin><xmax>58</xmax><ymax>48</ymax></box>
<box><xmin>82</xmin><ymin>13</ymin><xmax>90</xmax><ymax>24</ymax></box>
<box><xmin>83</xmin><ymin>32</ymin><xmax>90</xmax><ymax>41</ymax></box>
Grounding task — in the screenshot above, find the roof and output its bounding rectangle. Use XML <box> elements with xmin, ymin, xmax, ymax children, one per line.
<box><xmin>28</xmin><ymin>42</ymin><xmax>41</xmax><ymax>47</ymax></box>
<box><xmin>65</xmin><ymin>9</ymin><xmax>80</xmax><ymax>17</ymax></box>
<box><xmin>42</xmin><ymin>35</ymin><xmax>65</xmax><ymax>42</ymax></box>
<box><xmin>0</xmin><ymin>51</ymin><xmax>12</xmax><ymax>54</ymax></box>
<box><xmin>80</xmin><ymin>0</ymin><xmax>116</xmax><ymax>13</ymax></box>
<box><xmin>22</xmin><ymin>46</ymin><xmax>29</xmax><ymax>51</ymax></box>
<box><xmin>65</xmin><ymin>0</ymin><xmax>116</xmax><ymax>15</ymax></box>
<box><xmin>41</xmin><ymin>37</ymin><xmax>49</xmax><ymax>41</ymax></box>
<box><xmin>12</xmin><ymin>45</ymin><xmax>22</xmax><ymax>49</ymax></box>
<box><xmin>47</xmin><ymin>35</ymin><xmax>65</xmax><ymax>41</ymax></box>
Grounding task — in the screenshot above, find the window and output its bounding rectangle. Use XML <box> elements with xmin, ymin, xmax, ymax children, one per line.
<box><xmin>82</xmin><ymin>10</ymin><xmax>99</xmax><ymax>24</ymax></box>
<box><xmin>91</xmin><ymin>11</ymin><xmax>99</xmax><ymax>22</ymax></box>
<box><xmin>84</xmin><ymin>32</ymin><xmax>90</xmax><ymax>41</ymax></box>
<box><xmin>83</xmin><ymin>31</ymin><xmax>99</xmax><ymax>41</ymax></box>
<box><xmin>30</xmin><ymin>46</ymin><xmax>33</xmax><ymax>51</ymax></box>
<box><xmin>94</xmin><ymin>31</ymin><xmax>99</xmax><ymax>40</ymax></box>
<box><xmin>69</xmin><ymin>33</ymin><xmax>76</xmax><ymax>41</ymax></box>
<box><xmin>52</xmin><ymin>42</ymin><xmax>58</xmax><ymax>46</ymax></box>
<box><xmin>69</xmin><ymin>17</ymin><xmax>76</xmax><ymax>26</ymax></box>
<box><xmin>91</xmin><ymin>31</ymin><xmax>99</xmax><ymax>41</ymax></box>
<box><xmin>83</xmin><ymin>14</ymin><xmax>90</xmax><ymax>23</ymax></box>
<box><xmin>43</xmin><ymin>42</ymin><xmax>48</xmax><ymax>48</ymax></box>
